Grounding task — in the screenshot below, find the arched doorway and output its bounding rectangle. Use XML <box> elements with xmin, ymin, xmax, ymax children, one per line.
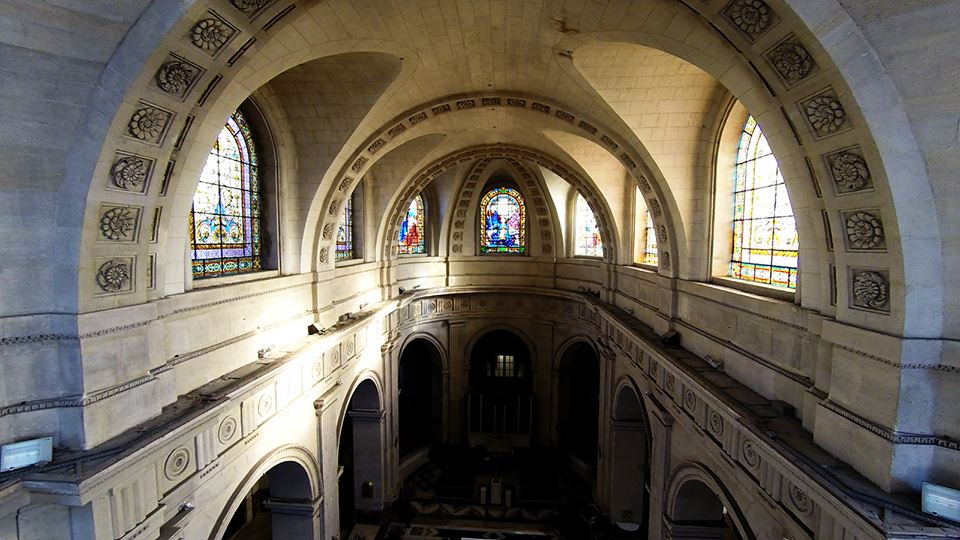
<box><xmin>468</xmin><ymin>330</ymin><xmax>533</xmax><ymax>449</ymax></box>
<box><xmin>556</xmin><ymin>341</ymin><xmax>600</xmax><ymax>473</ymax></box>
<box><xmin>398</xmin><ymin>338</ymin><xmax>443</xmax><ymax>458</ymax></box>
<box><xmin>338</xmin><ymin>378</ymin><xmax>384</xmax><ymax>536</ymax></box>
<box><xmin>222</xmin><ymin>461</ymin><xmax>319</xmax><ymax>540</ymax></box>
<box><xmin>610</xmin><ymin>385</ymin><xmax>651</xmax><ymax>536</ymax></box>
<box><xmin>666</xmin><ymin>468</ymin><xmax>751</xmax><ymax>540</ymax></box>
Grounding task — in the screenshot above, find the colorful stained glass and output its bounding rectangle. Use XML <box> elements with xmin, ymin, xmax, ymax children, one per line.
<box><xmin>190</xmin><ymin>110</ymin><xmax>261</xmax><ymax>278</ymax></box>
<box><xmin>574</xmin><ymin>194</ymin><xmax>603</xmax><ymax>257</ymax></box>
<box><xmin>480</xmin><ymin>186</ymin><xmax>525</xmax><ymax>254</ymax></box>
<box><xmin>397</xmin><ymin>194</ymin><xmax>425</xmax><ymax>254</ymax></box>
<box><xmin>730</xmin><ymin>115</ymin><xmax>798</xmax><ymax>288</ymax></box>
<box><xmin>336</xmin><ymin>196</ymin><xmax>353</xmax><ymax>261</ymax></box>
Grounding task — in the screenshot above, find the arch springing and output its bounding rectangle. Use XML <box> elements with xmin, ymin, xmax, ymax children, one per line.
<box><xmin>480</xmin><ymin>186</ymin><xmax>525</xmax><ymax>254</ymax></box>
<box><xmin>574</xmin><ymin>193</ymin><xmax>603</xmax><ymax>257</ymax></box>
<box><xmin>189</xmin><ymin>110</ymin><xmax>261</xmax><ymax>278</ymax></box>
<box><xmin>730</xmin><ymin>116</ymin><xmax>798</xmax><ymax>289</ymax></box>
<box><xmin>397</xmin><ymin>194</ymin><xmax>425</xmax><ymax>254</ymax></box>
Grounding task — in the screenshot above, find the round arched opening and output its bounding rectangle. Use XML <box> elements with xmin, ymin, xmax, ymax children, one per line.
<box><xmin>556</xmin><ymin>341</ymin><xmax>600</xmax><ymax>473</ymax></box>
<box><xmin>610</xmin><ymin>385</ymin><xmax>651</xmax><ymax>536</ymax></box>
<box><xmin>668</xmin><ymin>478</ymin><xmax>746</xmax><ymax>540</ymax></box>
<box><xmin>398</xmin><ymin>338</ymin><xmax>444</xmax><ymax>458</ymax></box>
<box><xmin>468</xmin><ymin>330</ymin><xmax>533</xmax><ymax>448</ymax></box>
<box><xmin>222</xmin><ymin>461</ymin><xmax>316</xmax><ymax>540</ymax></box>
<box><xmin>337</xmin><ymin>378</ymin><xmax>384</xmax><ymax>536</ymax></box>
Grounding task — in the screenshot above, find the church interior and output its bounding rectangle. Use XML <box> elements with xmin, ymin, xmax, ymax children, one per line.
<box><xmin>1</xmin><ymin>1</ymin><xmax>959</xmax><ymax>539</ymax></box>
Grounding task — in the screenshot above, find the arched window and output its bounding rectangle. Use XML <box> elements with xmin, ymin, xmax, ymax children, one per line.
<box><xmin>397</xmin><ymin>194</ymin><xmax>425</xmax><ymax>255</ymax></box>
<box><xmin>574</xmin><ymin>193</ymin><xmax>603</xmax><ymax>257</ymax></box>
<box><xmin>730</xmin><ymin>116</ymin><xmax>798</xmax><ymax>288</ymax></box>
<box><xmin>633</xmin><ymin>188</ymin><xmax>658</xmax><ymax>266</ymax></box>
<box><xmin>336</xmin><ymin>197</ymin><xmax>353</xmax><ymax>261</ymax></box>
<box><xmin>480</xmin><ymin>186</ymin><xmax>525</xmax><ymax>254</ymax></box>
<box><xmin>190</xmin><ymin>110</ymin><xmax>261</xmax><ymax>278</ymax></box>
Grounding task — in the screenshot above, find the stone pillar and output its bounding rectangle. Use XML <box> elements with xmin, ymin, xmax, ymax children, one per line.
<box><xmin>447</xmin><ymin>320</ymin><xmax>467</xmax><ymax>443</ymax></box>
<box><xmin>350</xmin><ymin>409</ymin><xmax>385</xmax><ymax>512</ymax></box>
<box><xmin>314</xmin><ymin>397</ymin><xmax>339</xmax><ymax>540</ymax></box>
<box><xmin>594</xmin><ymin>340</ymin><xmax>617</xmax><ymax>510</ymax></box>
<box><xmin>381</xmin><ymin>338</ymin><xmax>400</xmax><ymax>503</ymax></box>
<box><xmin>263</xmin><ymin>497</ymin><xmax>323</xmax><ymax>540</ymax></box>
<box><xmin>646</xmin><ymin>392</ymin><xmax>674</xmax><ymax>539</ymax></box>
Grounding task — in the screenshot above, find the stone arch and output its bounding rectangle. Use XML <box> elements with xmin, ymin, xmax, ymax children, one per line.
<box><xmin>464</xmin><ymin>323</ymin><xmax>539</xmax><ymax>368</ymax></box>
<box><xmin>336</xmin><ymin>374</ymin><xmax>387</xmax><ymax>530</ymax></box>
<box><xmin>376</xmin><ymin>144</ymin><xmax>628</xmax><ymax>265</ymax></box>
<box><xmin>554</xmin><ymin>336</ymin><xmax>602</xmax><ymax>472</ymax></box>
<box><xmin>664</xmin><ymin>463</ymin><xmax>755</xmax><ymax>540</ymax></box>
<box><xmin>609</xmin><ymin>379</ymin><xmax>653</xmax><ymax>533</ymax></box>
<box><xmin>208</xmin><ymin>445</ymin><xmax>321</xmax><ymax>540</ymax></box>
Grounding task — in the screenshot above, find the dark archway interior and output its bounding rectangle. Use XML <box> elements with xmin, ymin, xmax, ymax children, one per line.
<box><xmin>611</xmin><ymin>387</ymin><xmax>651</xmax><ymax>537</ymax></box>
<box><xmin>398</xmin><ymin>339</ymin><xmax>443</xmax><ymax>457</ymax></box>
<box><xmin>557</xmin><ymin>342</ymin><xmax>600</xmax><ymax>470</ymax></box>
<box><xmin>468</xmin><ymin>330</ymin><xmax>533</xmax><ymax>436</ymax></box>
<box><xmin>338</xmin><ymin>379</ymin><xmax>382</xmax><ymax>535</ymax></box>
<box><xmin>672</xmin><ymin>479</ymin><xmax>742</xmax><ymax>540</ymax></box>
<box><xmin>223</xmin><ymin>461</ymin><xmax>312</xmax><ymax>540</ymax></box>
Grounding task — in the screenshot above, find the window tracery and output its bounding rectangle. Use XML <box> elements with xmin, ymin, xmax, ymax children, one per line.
<box><xmin>730</xmin><ymin>116</ymin><xmax>798</xmax><ymax>288</ymax></box>
<box><xmin>480</xmin><ymin>186</ymin><xmax>525</xmax><ymax>254</ymax></box>
<box><xmin>190</xmin><ymin>110</ymin><xmax>261</xmax><ymax>278</ymax></box>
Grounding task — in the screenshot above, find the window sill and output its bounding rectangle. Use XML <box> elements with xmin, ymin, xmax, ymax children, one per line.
<box><xmin>632</xmin><ymin>262</ymin><xmax>659</xmax><ymax>271</ymax></box>
<box><xmin>335</xmin><ymin>258</ymin><xmax>366</xmax><ymax>268</ymax></box>
<box><xmin>191</xmin><ymin>269</ymin><xmax>280</xmax><ymax>289</ymax></box>
<box><xmin>710</xmin><ymin>276</ymin><xmax>796</xmax><ymax>302</ymax></box>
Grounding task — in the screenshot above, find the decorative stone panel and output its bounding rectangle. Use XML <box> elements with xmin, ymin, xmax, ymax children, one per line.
<box><xmin>850</xmin><ymin>268</ymin><xmax>890</xmax><ymax>313</ymax></box>
<box><xmin>824</xmin><ymin>146</ymin><xmax>873</xmax><ymax>195</ymax></box>
<box><xmin>108</xmin><ymin>152</ymin><xmax>155</xmax><ymax>193</ymax></box>
<box><xmin>230</xmin><ymin>0</ymin><xmax>276</xmax><ymax>17</ymax></box>
<box><xmin>98</xmin><ymin>205</ymin><xmax>141</xmax><ymax>242</ymax></box>
<box><xmin>95</xmin><ymin>257</ymin><xmax>135</xmax><ymax>294</ymax></box>
<box><xmin>764</xmin><ymin>34</ymin><xmax>817</xmax><ymax>87</ymax></box>
<box><xmin>721</xmin><ymin>0</ymin><xmax>779</xmax><ymax>41</ymax></box>
<box><xmin>152</xmin><ymin>53</ymin><xmax>204</xmax><ymax>100</ymax></box>
<box><xmin>798</xmin><ymin>88</ymin><xmax>851</xmax><ymax>139</ymax></box>
<box><xmin>188</xmin><ymin>13</ymin><xmax>238</xmax><ymax>56</ymax></box>
<box><xmin>841</xmin><ymin>209</ymin><xmax>886</xmax><ymax>251</ymax></box>
<box><xmin>126</xmin><ymin>102</ymin><xmax>174</xmax><ymax>145</ymax></box>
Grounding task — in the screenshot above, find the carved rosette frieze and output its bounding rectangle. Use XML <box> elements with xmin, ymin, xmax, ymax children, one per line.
<box><xmin>647</xmin><ymin>199</ymin><xmax>661</xmax><ymax>218</ymax></box>
<box><xmin>798</xmin><ymin>89</ymin><xmax>850</xmax><ymax>139</ymax></box>
<box><xmin>230</xmin><ymin>0</ymin><xmax>274</xmax><ymax>16</ymax></box>
<box><xmin>109</xmin><ymin>153</ymin><xmax>153</xmax><ymax>193</ymax></box>
<box><xmin>722</xmin><ymin>0</ymin><xmax>779</xmax><ymax>41</ymax></box>
<box><xmin>851</xmin><ymin>269</ymin><xmax>890</xmax><ymax>313</ymax></box>
<box><xmin>163</xmin><ymin>446</ymin><xmax>191</xmax><ymax>480</ymax></box>
<box><xmin>842</xmin><ymin>209</ymin><xmax>885</xmax><ymax>251</ymax></box>
<box><xmin>95</xmin><ymin>258</ymin><xmax>134</xmax><ymax>294</ymax></box>
<box><xmin>824</xmin><ymin>147</ymin><xmax>873</xmax><ymax>194</ymax></box>
<box><xmin>217</xmin><ymin>416</ymin><xmax>238</xmax><ymax>445</ymax></box>
<box><xmin>154</xmin><ymin>54</ymin><xmax>203</xmax><ymax>100</ymax></box>
<box><xmin>765</xmin><ymin>34</ymin><xmax>817</xmax><ymax>86</ymax></box>
<box><xmin>637</xmin><ymin>176</ymin><xmax>651</xmax><ymax>193</ymax></box>
<box><xmin>127</xmin><ymin>103</ymin><xmax>173</xmax><ymax>144</ymax></box>
<box><xmin>98</xmin><ymin>205</ymin><xmax>141</xmax><ymax>242</ymax></box>
<box><xmin>190</xmin><ymin>16</ymin><xmax>236</xmax><ymax>55</ymax></box>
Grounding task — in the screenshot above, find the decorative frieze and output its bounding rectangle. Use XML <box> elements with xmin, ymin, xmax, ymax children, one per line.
<box><xmin>798</xmin><ymin>89</ymin><xmax>850</xmax><ymax>139</ymax></box>
<box><xmin>95</xmin><ymin>258</ymin><xmax>134</xmax><ymax>294</ymax></box>
<box><xmin>109</xmin><ymin>153</ymin><xmax>154</xmax><ymax>193</ymax></box>
<box><xmin>190</xmin><ymin>15</ymin><xmax>237</xmax><ymax>55</ymax></box>
<box><xmin>98</xmin><ymin>205</ymin><xmax>141</xmax><ymax>242</ymax></box>
<box><xmin>764</xmin><ymin>35</ymin><xmax>816</xmax><ymax>86</ymax></box>
<box><xmin>722</xmin><ymin>0</ymin><xmax>779</xmax><ymax>41</ymax></box>
<box><xmin>842</xmin><ymin>209</ymin><xmax>886</xmax><ymax>251</ymax></box>
<box><xmin>127</xmin><ymin>103</ymin><xmax>174</xmax><ymax>144</ymax></box>
<box><xmin>153</xmin><ymin>54</ymin><xmax>203</xmax><ymax>100</ymax></box>
<box><xmin>824</xmin><ymin>146</ymin><xmax>873</xmax><ymax>194</ymax></box>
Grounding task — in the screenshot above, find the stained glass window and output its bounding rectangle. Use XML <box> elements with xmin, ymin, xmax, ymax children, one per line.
<box><xmin>480</xmin><ymin>186</ymin><xmax>525</xmax><ymax>254</ymax></box>
<box><xmin>397</xmin><ymin>194</ymin><xmax>425</xmax><ymax>255</ymax></box>
<box><xmin>190</xmin><ymin>110</ymin><xmax>261</xmax><ymax>278</ymax></box>
<box><xmin>730</xmin><ymin>116</ymin><xmax>798</xmax><ymax>289</ymax></box>
<box><xmin>574</xmin><ymin>194</ymin><xmax>603</xmax><ymax>257</ymax></box>
<box><xmin>336</xmin><ymin>196</ymin><xmax>353</xmax><ymax>261</ymax></box>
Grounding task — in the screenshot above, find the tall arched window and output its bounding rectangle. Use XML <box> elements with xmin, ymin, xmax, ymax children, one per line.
<box><xmin>480</xmin><ymin>186</ymin><xmax>525</xmax><ymax>254</ymax></box>
<box><xmin>633</xmin><ymin>188</ymin><xmax>658</xmax><ymax>266</ymax></box>
<box><xmin>190</xmin><ymin>110</ymin><xmax>261</xmax><ymax>278</ymax></box>
<box><xmin>336</xmin><ymin>196</ymin><xmax>353</xmax><ymax>261</ymax></box>
<box><xmin>574</xmin><ymin>193</ymin><xmax>603</xmax><ymax>257</ymax></box>
<box><xmin>731</xmin><ymin>116</ymin><xmax>798</xmax><ymax>288</ymax></box>
<box><xmin>397</xmin><ymin>194</ymin><xmax>425</xmax><ymax>255</ymax></box>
